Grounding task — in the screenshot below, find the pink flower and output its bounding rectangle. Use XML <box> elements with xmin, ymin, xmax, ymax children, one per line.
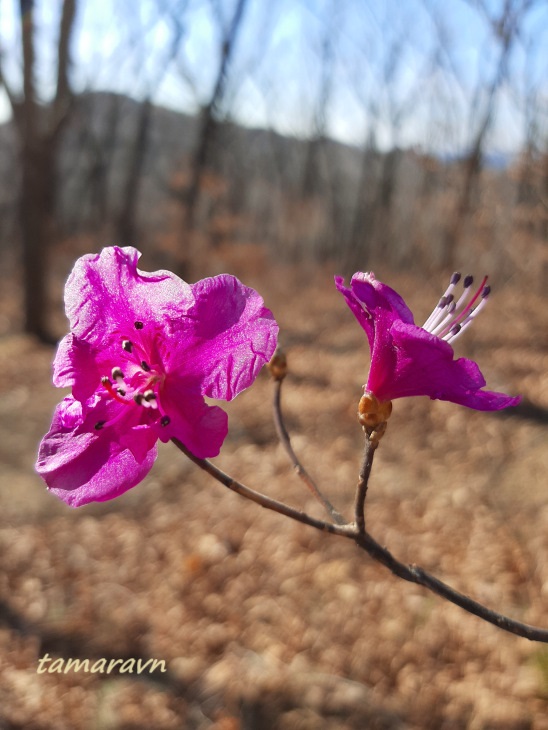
<box><xmin>335</xmin><ymin>271</ymin><xmax>520</xmax><ymax>411</ymax></box>
<box><xmin>36</xmin><ymin>247</ymin><xmax>278</xmax><ymax>506</ymax></box>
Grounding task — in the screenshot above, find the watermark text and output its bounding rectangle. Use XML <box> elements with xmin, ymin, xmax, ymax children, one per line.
<box><xmin>37</xmin><ymin>654</ymin><xmax>167</xmax><ymax>675</ymax></box>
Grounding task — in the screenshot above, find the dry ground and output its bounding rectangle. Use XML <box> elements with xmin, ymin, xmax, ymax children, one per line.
<box><xmin>0</xmin><ymin>249</ymin><xmax>547</xmax><ymax>729</ymax></box>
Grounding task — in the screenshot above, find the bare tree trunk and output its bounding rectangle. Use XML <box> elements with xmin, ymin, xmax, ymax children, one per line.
<box><xmin>116</xmin><ymin>6</ymin><xmax>185</xmax><ymax>248</ymax></box>
<box><xmin>442</xmin><ymin>0</ymin><xmax>519</xmax><ymax>268</ymax></box>
<box><xmin>346</xmin><ymin>138</ymin><xmax>376</xmax><ymax>271</ymax></box>
<box><xmin>181</xmin><ymin>0</ymin><xmax>249</xmax><ymax>276</ymax></box>
<box><xmin>374</xmin><ymin>148</ymin><xmax>399</xmax><ymax>260</ymax></box>
<box><xmin>300</xmin><ymin>2</ymin><xmax>337</xmax><ymax>260</ymax></box>
<box><xmin>14</xmin><ymin>0</ymin><xmax>76</xmax><ymax>341</ymax></box>
<box><xmin>19</xmin><ymin>0</ymin><xmax>50</xmax><ymax>340</ymax></box>
<box><xmin>116</xmin><ymin>99</ymin><xmax>152</xmax><ymax>245</ymax></box>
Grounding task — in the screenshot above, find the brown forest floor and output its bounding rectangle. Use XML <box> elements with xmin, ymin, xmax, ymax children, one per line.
<box><xmin>0</xmin><ymin>248</ymin><xmax>547</xmax><ymax>729</ymax></box>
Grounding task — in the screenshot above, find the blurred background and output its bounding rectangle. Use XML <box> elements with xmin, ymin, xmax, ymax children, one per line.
<box><xmin>0</xmin><ymin>0</ymin><xmax>547</xmax><ymax>727</ymax></box>
<box><xmin>0</xmin><ymin>0</ymin><xmax>546</xmax><ymax>340</ymax></box>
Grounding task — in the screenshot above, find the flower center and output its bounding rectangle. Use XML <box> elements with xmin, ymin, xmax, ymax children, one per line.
<box><xmin>94</xmin><ymin>321</ymin><xmax>171</xmax><ymax>430</ymax></box>
<box><xmin>422</xmin><ymin>272</ymin><xmax>490</xmax><ymax>344</ymax></box>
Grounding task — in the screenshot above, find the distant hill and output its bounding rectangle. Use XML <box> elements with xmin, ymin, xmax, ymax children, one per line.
<box><xmin>0</xmin><ymin>91</ymin><xmax>542</xmax><ymax>289</ymax></box>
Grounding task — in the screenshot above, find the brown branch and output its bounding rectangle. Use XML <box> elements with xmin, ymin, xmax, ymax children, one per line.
<box><xmin>172</xmin><ymin>438</ymin><xmax>548</xmax><ymax>643</ymax></box>
<box><xmin>352</xmin><ymin>530</ymin><xmax>548</xmax><ymax>642</ymax></box>
<box><xmin>272</xmin><ymin>378</ymin><xmax>346</xmax><ymax>525</ymax></box>
<box><xmin>171</xmin><ymin>438</ymin><xmax>354</xmax><ymax>538</ymax></box>
<box><xmin>354</xmin><ymin>436</ymin><xmax>377</xmax><ymax>533</ymax></box>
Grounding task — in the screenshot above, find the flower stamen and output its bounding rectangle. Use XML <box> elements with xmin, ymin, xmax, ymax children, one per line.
<box><xmin>429</xmin><ymin>300</ymin><xmax>457</xmax><ymax>335</ymax></box>
<box><xmin>446</xmin><ymin>285</ymin><xmax>490</xmax><ymax>343</ymax></box>
<box><xmin>423</xmin><ymin>271</ymin><xmax>461</xmax><ymax>330</ymax></box>
<box><xmin>143</xmin><ymin>390</ymin><xmax>158</xmax><ymax>409</ymax></box>
<box><xmin>438</xmin><ymin>275</ymin><xmax>488</xmax><ymax>339</ymax></box>
<box><xmin>422</xmin><ymin>273</ymin><xmax>489</xmax><ymax>343</ymax></box>
<box><xmin>98</xmin><ymin>330</ymin><xmax>170</xmax><ymax>427</ymax></box>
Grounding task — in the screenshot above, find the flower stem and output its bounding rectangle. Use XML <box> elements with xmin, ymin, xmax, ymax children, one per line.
<box><xmin>354</xmin><ymin>435</ymin><xmax>378</xmax><ymax>533</ymax></box>
<box><xmin>172</xmin><ymin>438</ymin><xmax>548</xmax><ymax>643</ymax></box>
<box><xmin>353</xmin><ymin>530</ymin><xmax>548</xmax><ymax>642</ymax></box>
<box><xmin>272</xmin><ymin>379</ymin><xmax>347</xmax><ymax>525</ymax></box>
<box><xmin>171</xmin><ymin>438</ymin><xmax>354</xmax><ymax>538</ymax></box>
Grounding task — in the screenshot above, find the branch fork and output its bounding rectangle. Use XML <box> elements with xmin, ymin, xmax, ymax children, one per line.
<box><xmin>173</xmin><ymin>350</ymin><xmax>548</xmax><ymax>644</ymax></box>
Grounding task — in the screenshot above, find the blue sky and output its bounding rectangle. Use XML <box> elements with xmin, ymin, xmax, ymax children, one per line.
<box><xmin>0</xmin><ymin>0</ymin><xmax>546</xmax><ymax>154</ymax></box>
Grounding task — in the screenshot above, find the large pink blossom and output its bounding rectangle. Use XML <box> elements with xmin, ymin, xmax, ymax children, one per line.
<box><xmin>336</xmin><ymin>271</ymin><xmax>520</xmax><ymax>411</ymax></box>
<box><xmin>36</xmin><ymin>247</ymin><xmax>278</xmax><ymax>506</ymax></box>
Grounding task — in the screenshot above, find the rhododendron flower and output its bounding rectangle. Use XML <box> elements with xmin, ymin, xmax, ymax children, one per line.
<box><xmin>335</xmin><ymin>271</ymin><xmax>520</xmax><ymax>412</ymax></box>
<box><xmin>36</xmin><ymin>247</ymin><xmax>278</xmax><ymax>507</ymax></box>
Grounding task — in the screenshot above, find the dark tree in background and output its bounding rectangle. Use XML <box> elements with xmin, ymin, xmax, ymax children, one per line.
<box><xmin>0</xmin><ymin>0</ymin><xmax>546</xmax><ymax>339</ymax></box>
<box><xmin>0</xmin><ymin>0</ymin><xmax>77</xmax><ymax>341</ymax></box>
<box><xmin>179</xmin><ymin>0</ymin><xmax>249</xmax><ymax>275</ymax></box>
<box><xmin>442</xmin><ymin>0</ymin><xmax>528</xmax><ymax>267</ymax></box>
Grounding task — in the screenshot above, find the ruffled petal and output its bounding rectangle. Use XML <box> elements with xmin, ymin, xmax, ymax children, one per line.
<box><xmin>53</xmin><ymin>334</ymin><xmax>102</xmax><ymax>403</ymax></box>
<box><xmin>350</xmin><ymin>273</ymin><xmax>415</xmax><ymax>325</ymax></box>
<box><xmin>373</xmin><ymin>320</ymin><xmax>521</xmax><ymax>410</ymax></box>
<box><xmin>156</xmin><ymin>377</ymin><xmax>228</xmax><ymax>458</ymax></box>
<box><xmin>335</xmin><ymin>276</ymin><xmax>375</xmax><ymax>344</ymax></box>
<box><xmin>64</xmin><ymin>247</ymin><xmax>193</xmax><ymax>346</ymax></box>
<box><xmin>35</xmin><ymin>396</ymin><xmax>157</xmax><ymax>507</ymax></box>
<box><xmin>169</xmin><ymin>274</ymin><xmax>278</xmax><ymax>401</ymax></box>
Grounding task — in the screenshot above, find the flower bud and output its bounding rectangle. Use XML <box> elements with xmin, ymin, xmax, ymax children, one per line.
<box><xmin>268</xmin><ymin>346</ymin><xmax>288</xmax><ymax>381</ymax></box>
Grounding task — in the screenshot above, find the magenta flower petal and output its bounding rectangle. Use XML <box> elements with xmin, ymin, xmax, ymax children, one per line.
<box><xmin>53</xmin><ymin>334</ymin><xmax>101</xmax><ymax>404</ymax></box>
<box><xmin>337</xmin><ymin>271</ymin><xmax>521</xmax><ymax>411</ymax></box>
<box><xmin>170</xmin><ymin>274</ymin><xmax>278</xmax><ymax>401</ymax></box>
<box><xmin>64</xmin><ymin>246</ymin><xmax>193</xmax><ymax>346</ymax></box>
<box><xmin>36</xmin><ymin>397</ymin><xmax>157</xmax><ymax>507</ymax></box>
<box><xmin>350</xmin><ymin>273</ymin><xmax>414</xmax><ymax>325</ymax></box>
<box><xmin>37</xmin><ymin>247</ymin><xmax>278</xmax><ymax>505</ymax></box>
<box><xmin>335</xmin><ymin>276</ymin><xmax>375</xmax><ymax>341</ymax></box>
<box><xmin>381</xmin><ymin>320</ymin><xmax>520</xmax><ymax>410</ymax></box>
<box><xmin>155</xmin><ymin>377</ymin><xmax>228</xmax><ymax>459</ymax></box>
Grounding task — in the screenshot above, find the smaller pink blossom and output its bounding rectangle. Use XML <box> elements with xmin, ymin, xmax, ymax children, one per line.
<box><xmin>335</xmin><ymin>271</ymin><xmax>521</xmax><ymax>411</ymax></box>
<box><xmin>36</xmin><ymin>247</ymin><xmax>278</xmax><ymax>506</ymax></box>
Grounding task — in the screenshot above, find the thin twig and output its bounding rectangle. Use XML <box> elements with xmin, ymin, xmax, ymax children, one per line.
<box><xmin>272</xmin><ymin>379</ymin><xmax>347</xmax><ymax>525</ymax></box>
<box><xmin>172</xmin><ymin>438</ymin><xmax>548</xmax><ymax>643</ymax></box>
<box><xmin>171</xmin><ymin>438</ymin><xmax>354</xmax><ymax>538</ymax></box>
<box><xmin>354</xmin><ymin>435</ymin><xmax>377</xmax><ymax>533</ymax></box>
